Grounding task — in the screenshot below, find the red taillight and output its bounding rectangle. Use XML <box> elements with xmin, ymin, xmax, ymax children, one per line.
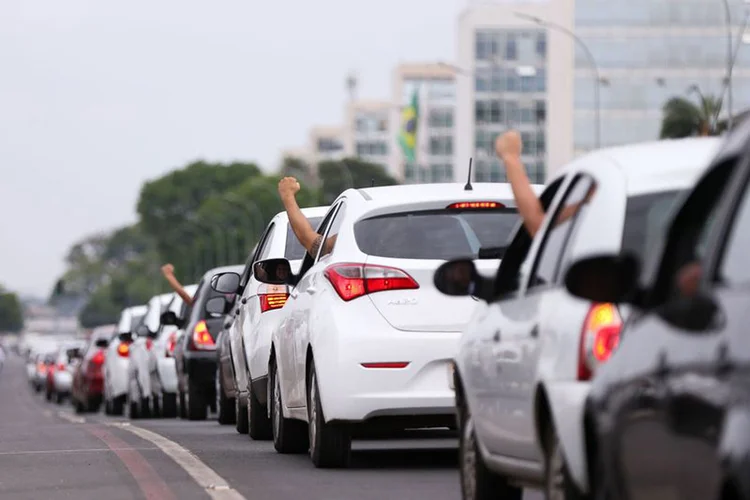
<box><xmin>191</xmin><ymin>320</ymin><xmax>215</xmax><ymax>350</ymax></box>
<box><xmin>447</xmin><ymin>201</ymin><xmax>504</xmax><ymax>209</ymax></box>
<box><xmin>361</xmin><ymin>362</ymin><xmax>410</xmax><ymax>369</ymax></box>
<box><xmin>91</xmin><ymin>350</ymin><xmax>105</xmax><ymax>365</ymax></box>
<box><xmin>577</xmin><ymin>303</ymin><xmax>622</xmax><ymax>381</ymax></box>
<box><xmin>324</xmin><ymin>263</ymin><xmax>419</xmax><ymax>302</ymax></box>
<box><xmin>259</xmin><ymin>284</ymin><xmax>290</xmax><ymax>312</ymax></box>
<box><xmin>117</xmin><ymin>342</ymin><xmax>130</xmax><ymax>357</ymax></box>
<box><xmin>57</xmin><ymin>362</ymin><xmax>65</xmax><ymax>371</ymax></box>
<box><xmin>166</xmin><ymin>332</ymin><xmax>177</xmax><ymax>357</ymax></box>
<box><xmin>146</xmin><ymin>338</ymin><xmax>153</xmax><ymax>350</ymax></box>
<box><xmin>37</xmin><ymin>362</ymin><xmax>47</xmax><ymax>374</ymax></box>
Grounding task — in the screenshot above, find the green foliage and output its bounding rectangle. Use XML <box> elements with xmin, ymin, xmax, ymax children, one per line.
<box><xmin>0</xmin><ymin>285</ymin><xmax>24</xmax><ymax>333</ymax></box>
<box><xmin>660</xmin><ymin>94</ymin><xmax>723</xmax><ymax>139</ymax></box>
<box><xmin>317</xmin><ymin>157</ymin><xmax>398</xmax><ymax>205</ymax></box>
<box><xmin>280</xmin><ymin>156</ymin><xmax>315</xmax><ymax>186</ymax></box>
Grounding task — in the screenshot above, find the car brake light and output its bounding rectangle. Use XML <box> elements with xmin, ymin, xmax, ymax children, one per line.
<box><xmin>146</xmin><ymin>338</ymin><xmax>153</xmax><ymax>350</ymax></box>
<box><xmin>117</xmin><ymin>342</ymin><xmax>130</xmax><ymax>357</ymax></box>
<box><xmin>259</xmin><ymin>284</ymin><xmax>289</xmax><ymax>313</ymax></box>
<box><xmin>578</xmin><ymin>303</ymin><xmax>622</xmax><ymax>381</ymax></box>
<box><xmin>361</xmin><ymin>362</ymin><xmax>410</xmax><ymax>369</ymax></box>
<box><xmin>37</xmin><ymin>362</ymin><xmax>46</xmax><ymax>374</ymax></box>
<box><xmin>91</xmin><ymin>350</ymin><xmax>105</xmax><ymax>365</ymax></box>
<box><xmin>57</xmin><ymin>362</ymin><xmax>65</xmax><ymax>371</ymax></box>
<box><xmin>166</xmin><ymin>332</ymin><xmax>177</xmax><ymax>357</ymax></box>
<box><xmin>191</xmin><ymin>320</ymin><xmax>215</xmax><ymax>350</ymax></box>
<box><xmin>447</xmin><ymin>201</ymin><xmax>504</xmax><ymax>209</ymax></box>
<box><xmin>324</xmin><ymin>263</ymin><xmax>419</xmax><ymax>302</ymax></box>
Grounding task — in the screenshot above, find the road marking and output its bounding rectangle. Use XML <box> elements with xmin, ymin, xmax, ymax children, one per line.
<box><xmin>0</xmin><ymin>447</ymin><xmax>160</xmax><ymax>456</ymax></box>
<box><xmin>57</xmin><ymin>411</ymin><xmax>86</xmax><ymax>424</ymax></box>
<box><xmin>88</xmin><ymin>425</ymin><xmax>177</xmax><ymax>500</ymax></box>
<box><xmin>111</xmin><ymin>422</ymin><xmax>246</xmax><ymax>500</ymax></box>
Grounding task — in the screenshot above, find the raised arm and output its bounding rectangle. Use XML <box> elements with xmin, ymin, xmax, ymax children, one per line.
<box><xmin>495</xmin><ymin>131</ymin><xmax>546</xmax><ymax>238</ymax></box>
<box><xmin>278</xmin><ymin>177</ymin><xmax>321</xmax><ymax>257</ymax></box>
<box><xmin>161</xmin><ymin>264</ymin><xmax>194</xmax><ymax>305</ymax></box>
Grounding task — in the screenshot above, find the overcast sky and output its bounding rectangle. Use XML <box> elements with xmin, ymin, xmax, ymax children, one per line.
<box><xmin>0</xmin><ymin>0</ymin><xmax>462</xmax><ymax>297</ymax></box>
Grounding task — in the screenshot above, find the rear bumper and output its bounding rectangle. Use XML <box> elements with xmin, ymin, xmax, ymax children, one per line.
<box><xmin>54</xmin><ymin>372</ymin><xmax>73</xmax><ymax>393</ymax></box>
<box><xmin>156</xmin><ymin>357</ymin><xmax>178</xmax><ymax>394</ymax></box>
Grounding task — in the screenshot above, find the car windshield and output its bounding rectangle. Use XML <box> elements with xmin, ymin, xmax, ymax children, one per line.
<box><xmin>285</xmin><ymin>216</ymin><xmax>324</xmax><ymax>260</ymax></box>
<box><xmin>621</xmin><ymin>190</ymin><xmax>682</xmax><ymax>261</ymax></box>
<box><xmin>354</xmin><ymin>208</ymin><xmax>520</xmax><ymax>260</ymax></box>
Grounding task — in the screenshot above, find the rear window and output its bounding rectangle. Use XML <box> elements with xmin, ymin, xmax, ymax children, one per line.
<box><xmin>621</xmin><ymin>190</ymin><xmax>682</xmax><ymax>260</ymax></box>
<box><xmin>354</xmin><ymin>208</ymin><xmax>519</xmax><ymax>260</ymax></box>
<box><xmin>285</xmin><ymin>216</ymin><xmax>324</xmax><ymax>259</ymax></box>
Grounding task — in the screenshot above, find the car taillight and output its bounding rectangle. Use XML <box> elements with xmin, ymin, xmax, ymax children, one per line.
<box><xmin>37</xmin><ymin>362</ymin><xmax>46</xmax><ymax>374</ymax></box>
<box><xmin>324</xmin><ymin>263</ymin><xmax>419</xmax><ymax>302</ymax></box>
<box><xmin>447</xmin><ymin>201</ymin><xmax>505</xmax><ymax>209</ymax></box>
<box><xmin>191</xmin><ymin>320</ymin><xmax>215</xmax><ymax>350</ymax></box>
<box><xmin>259</xmin><ymin>284</ymin><xmax>289</xmax><ymax>313</ymax></box>
<box><xmin>146</xmin><ymin>338</ymin><xmax>153</xmax><ymax>350</ymax></box>
<box><xmin>117</xmin><ymin>342</ymin><xmax>131</xmax><ymax>357</ymax></box>
<box><xmin>57</xmin><ymin>362</ymin><xmax>65</xmax><ymax>371</ymax></box>
<box><xmin>166</xmin><ymin>332</ymin><xmax>177</xmax><ymax>357</ymax></box>
<box><xmin>578</xmin><ymin>303</ymin><xmax>622</xmax><ymax>381</ymax></box>
<box><xmin>91</xmin><ymin>350</ymin><xmax>105</xmax><ymax>365</ymax></box>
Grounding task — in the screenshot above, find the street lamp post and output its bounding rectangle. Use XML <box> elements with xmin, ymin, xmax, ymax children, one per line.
<box><xmin>514</xmin><ymin>12</ymin><xmax>602</xmax><ymax>149</ymax></box>
<box><xmin>722</xmin><ymin>0</ymin><xmax>735</xmax><ymax>131</ymax></box>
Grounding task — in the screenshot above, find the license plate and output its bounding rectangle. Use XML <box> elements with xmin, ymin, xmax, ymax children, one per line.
<box><xmin>448</xmin><ymin>362</ymin><xmax>455</xmax><ymax>390</ymax></box>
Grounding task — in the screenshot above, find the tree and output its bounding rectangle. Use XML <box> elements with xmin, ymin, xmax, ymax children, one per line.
<box><xmin>0</xmin><ymin>286</ymin><xmax>24</xmax><ymax>333</ymax></box>
<box><xmin>660</xmin><ymin>92</ymin><xmax>723</xmax><ymax>139</ymax></box>
<box><xmin>280</xmin><ymin>156</ymin><xmax>315</xmax><ymax>185</ymax></box>
<box><xmin>317</xmin><ymin>158</ymin><xmax>399</xmax><ymax>205</ymax></box>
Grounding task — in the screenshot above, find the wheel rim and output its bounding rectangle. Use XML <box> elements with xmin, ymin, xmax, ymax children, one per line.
<box><xmin>309</xmin><ymin>372</ymin><xmax>318</xmax><ymax>451</ymax></box>
<box><xmin>273</xmin><ymin>368</ymin><xmax>281</xmax><ymax>439</ymax></box>
<box><xmin>547</xmin><ymin>440</ymin><xmax>566</xmax><ymax>500</ymax></box>
<box><xmin>461</xmin><ymin>419</ymin><xmax>477</xmax><ymax>500</ymax></box>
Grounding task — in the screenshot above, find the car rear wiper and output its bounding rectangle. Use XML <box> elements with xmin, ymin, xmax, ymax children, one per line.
<box><xmin>477</xmin><ymin>246</ymin><xmax>506</xmax><ymax>259</ymax></box>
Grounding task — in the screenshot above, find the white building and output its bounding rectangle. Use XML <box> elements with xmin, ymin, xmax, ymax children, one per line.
<box><xmin>343</xmin><ymin>100</ymin><xmax>392</xmax><ymax>171</ymax></box>
<box><xmin>455</xmin><ymin>0</ymin><xmax>575</xmax><ymax>184</ymax></box>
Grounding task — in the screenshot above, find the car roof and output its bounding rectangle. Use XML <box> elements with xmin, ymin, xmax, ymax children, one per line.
<box><xmin>352</xmin><ymin>182</ymin><xmax>543</xmax><ymax>208</ymax></box>
<box><xmin>123</xmin><ymin>305</ymin><xmax>148</xmax><ymax>316</ymax></box>
<box><xmin>556</xmin><ymin>137</ymin><xmax>723</xmax><ymax>196</ymax></box>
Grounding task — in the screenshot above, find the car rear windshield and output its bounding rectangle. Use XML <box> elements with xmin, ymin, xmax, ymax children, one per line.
<box><xmin>354</xmin><ymin>208</ymin><xmax>519</xmax><ymax>260</ymax></box>
<box><xmin>285</xmin><ymin>216</ymin><xmax>323</xmax><ymax>260</ymax></box>
<box><xmin>621</xmin><ymin>190</ymin><xmax>682</xmax><ymax>260</ymax></box>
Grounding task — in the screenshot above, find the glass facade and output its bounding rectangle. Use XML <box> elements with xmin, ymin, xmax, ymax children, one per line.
<box><xmin>574</xmin><ymin>0</ymin><xmax>750</xmax><ymax>152</ymax></box>
<box><xmin>353</xmin><ymin>109</ymin><xmax>389</xmax><ymax>168</ymax></box>
<box><xmin>473</xmin><ymin>28</ymin><xmax>547</xmax><ymax>184</ymax></box>
<box><xmin>402</xmin><ymin>78</ymin><xmax>456</xmax><ymax>184</ymax></box>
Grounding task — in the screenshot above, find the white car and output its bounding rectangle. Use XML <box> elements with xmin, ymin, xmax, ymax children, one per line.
<box><xmin>212</xmin><ymin>206</ymin><xmax>328</xmax><ymax>437</ymax></box>
<box><xmin>104</xmin><ymin>305</ymin><xmax>147</xmax><ymax>415</ymax></box>
<box><xmin>249</xmin><ymin>182</ymin><xmax>539</xmax><ymax>468</ymax></box>
<box><xmin>436</xmin><ymin>137</ymin><xmax>721</xmax><ymax>500</ymax></box>
<box><xmin>48</xmin><ymin>340</ymin><xmax>86</xmax><ymax>403</ymax></box>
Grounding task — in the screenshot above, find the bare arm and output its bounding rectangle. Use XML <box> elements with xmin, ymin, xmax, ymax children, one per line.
<box><xmin>161</xmin><ymin>264</ymin><xmax>194</xmax><ymax>305</ymax></box>
<box><xmin>279</xmin><ymin>177</ymin><xmax>320</xmax><ymax>256</ymax></box>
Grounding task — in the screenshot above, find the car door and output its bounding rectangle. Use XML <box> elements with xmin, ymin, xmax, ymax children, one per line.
<box><xmin>281</xmin><ymin>204</ymin><xmax>340</xmax><ymax>408</ymax></box>
<box><xmin>608</xmin><ymin>154</ymin><xmax>744</xmax><ymax>500</ymax></box>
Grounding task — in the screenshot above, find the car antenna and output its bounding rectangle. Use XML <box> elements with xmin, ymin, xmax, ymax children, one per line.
<box><xmin>464</xmin><ymin>158</ymin><xmax>473</xmax><ymax>191</ymax></box>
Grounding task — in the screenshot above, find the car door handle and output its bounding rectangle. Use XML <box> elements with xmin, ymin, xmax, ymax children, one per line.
<box><xmin>493</xmin><ymin>330</ymin><xmax>501</xmax><ymax>342</ymax></box>
<box><xmin>530</xmin><ymin>325</ymin><xmax>539</xmax><ymax>338</ymax></box>
<box><xmin>308</xmin><ymin>287</ymin><xmax>318</xmax><ymax>295</ymax></box>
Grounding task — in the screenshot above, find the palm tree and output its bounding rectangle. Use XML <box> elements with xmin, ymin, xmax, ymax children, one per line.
<box><xmin>659</xmin><ymin>88</ymin><xmax>723</xmax><ymax>139</ymax></box>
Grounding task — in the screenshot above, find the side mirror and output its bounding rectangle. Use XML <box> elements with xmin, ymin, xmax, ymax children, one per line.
<box><xmin>254</xmin><ymin>258</ymin><xmax>293</xmax><ymax>285</ymax></box>
<box><xmin>94</xmin><ymin>338</ymin><xmax>109</xmax><ymax>349</ymax></box>
<box><xmin>434</xmin><ymin>259</ymin><xmax>492</xmax><ymax>301</ymax></box>
<box><xmin>659</xmin><ymin>292</ymin><xmax>720</xmax><ymax>332</ymax></box>
<box><xmin>205</xmin><ymin>297</ymin><xmax>227</xmax><ymax>317</ymax></box>
<box><xmin>160</xmin><ymin>311</ymin><xmax>178</xmax><ymax>326</ymax></box>
<box><xmin>211</xmin><ymin>272</ymin><xmax>241</xmax><ymax>294</ymax></box>
<box><xmin>564</xmin><ymin>254</ymin><xmax>640</xmax><ymax>304</ymax></box>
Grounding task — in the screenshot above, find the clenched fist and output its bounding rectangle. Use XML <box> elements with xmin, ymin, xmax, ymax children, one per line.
<box><xmin>278</xmin><ymin>177</ymin><xmax>301</xmax><ymax>200</ymax></box>
<box><xmin>161</xmin><ymin>263</ymin><xmax>175</xmax><ymax>278</ymax></box>
<box><xmin>495</xmin><ymin>130</ymin><xmax>523</xmax><ymax>161</ymax></box>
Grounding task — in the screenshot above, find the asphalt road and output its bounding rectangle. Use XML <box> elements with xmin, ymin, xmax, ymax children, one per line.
<box><xmin>0</xmin><ymin>354</ymin><xmax>543</xmax><ymax>500</ymax></box>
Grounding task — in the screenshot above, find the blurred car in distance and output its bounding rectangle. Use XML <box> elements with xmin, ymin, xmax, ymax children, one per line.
<box><xmin>103</xmin><ymin>305</ymin><xmax>147</xmax><ymax>415</ymax></box>
<box><xmin>71</xmin><ymin>325</ymin><xmax>116</xmax><ymax>413</ymax></box>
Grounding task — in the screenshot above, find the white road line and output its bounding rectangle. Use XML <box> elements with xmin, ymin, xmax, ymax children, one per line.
<box><xmin>0</xmin><ymin>447</ymin><xmax>159</xmax><ymax>456</ymax></box>
<box><xmin>110</xmin><ymin>422</ymin><xmax>246</xmax><ymax>500</ymax></box>
<box><xmin>57</xmin><ymin>411</ymin><xmax>86</xmax><ymax>424</ymax></box>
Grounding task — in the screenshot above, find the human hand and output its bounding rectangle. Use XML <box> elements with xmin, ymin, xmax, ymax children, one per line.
<box><xmin>161</xmin><ymin>264</ymin><xmax>175</xmax><ymax>278</ymax></box>
<box><xmin>278</xmin><ymin>177</ymin><xmax>301</xmax><ymax>200</ymax></box>
<box><xmin>495</xmin><ymin>130</ymin><xmax>523</xmax><ymax>161</ymax></box>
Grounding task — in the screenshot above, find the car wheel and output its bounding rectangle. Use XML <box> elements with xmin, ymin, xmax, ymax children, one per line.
<box><xmin>104</xmin><ymin>397</ymin><xmax>113</xmax><ymax>415</ymax></box>
<box><xmin>178</xmin><ymin>390</ymin><xmax>187</xmax><ymax>419</ymax></box>
<box><xmin>111</xmin><ymin>395</ymin><xmax>125</xmax><ymax>416</ymax></box>
<box><xmin>270</xmin><ymin>360</ymin><xmax>308</xmax><ymax>454</ymax></box>
<box><xmin>460</xmin><ymin>412</ymin><xmax>521</xmax><ymax>500</ymax></box>
<box><xmin>248</xmin><ymin>379</ymin><xmax>272</xmax><ymax>441</ymax></box>
<box><xmin>161</xmin><ymin>392</ymin><xmax>177</xmax><ymax>418</ymax></box>
<box><xmin>217</xmin><ymin>369</ymin><xmax>236</xmax><ymax>425</ymax></box>
<box><xmin>88</xmin><ymin>396</ymin><xmax>102</xmax><ymax>413</ymax></box>
<box><xmin>127</xmin><ymin>393</ymin><xmax>140</xmax><ymax>420</ymax></box>
<box><xmin>307</xmin><ymin>361</ymin><xmax>351</xmax><ymax>468</ymax></box>
<box><xmin>45</xmin><ymin>388</ymin><xmax>53</xmax><ymax>402</ymax></box>
<box><xmin>235</xmin><ymin>394</ymin><xmax>249</xmax><ymax>434</ymax></box>
<box><xmin>186</xmin><ymin>380</ymin><xmax>207</xmax><ymax>421</ymax></box>
<box><xmin>74</xmin><ymin>399</ymin><xmax>85</xmax><ymax>414</ymax></box>
<box><xmin>545</xmin><ymin>426</ymin><xmax>588</xmax><ymax>500</ymax></box>
<box><xmin>55</xmin><ymin>392</ymin><xmax>65</xmax><ymax>405</ymax></box>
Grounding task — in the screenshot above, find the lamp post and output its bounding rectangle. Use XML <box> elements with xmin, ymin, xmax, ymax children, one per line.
<box><xmin>722</xmin><ymin>0</ymin><xmax>735</xmax><ymax>131</ymax></box>
<box><xmin>514</xmin><ymin>12</ymin><xmax>602</xmax><ymax>149</ymax></box>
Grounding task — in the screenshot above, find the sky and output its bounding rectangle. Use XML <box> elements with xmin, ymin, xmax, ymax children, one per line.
<box><xmin>0</xmin><ymin>0</ymin><xmax>462</xmax><ymax>298</ymax></box>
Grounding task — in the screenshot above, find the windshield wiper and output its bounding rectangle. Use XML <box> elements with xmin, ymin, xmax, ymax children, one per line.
<box><xmin>477</xmin><ymin>246</ymin><xmax>506</xmax><ymax>259</ymax></box>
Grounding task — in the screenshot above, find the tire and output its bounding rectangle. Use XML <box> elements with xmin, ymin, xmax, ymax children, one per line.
<box><xmin>235</xmin><ymin>394</ymin><xmax>249</xmax><ymax>434</ymax></box>
<box><xmin>140</xmin><ymin>397</ymin><xmax>152</xmax><ymax>419</ymax></box>
<box><xmin>128</xmin><ymin>395</ymin><xmax>140</xmax><ymax>420</ymax></box>
<box><xmin>248</xmin><ymin>380</ymin><xmax>272</xmax><ymax>440</ymax></box>
<box><xmin>55</xmin><ymin>392</ymin><xmax>65</xmax><ymax>405</ymax></box>
<box><xmin>74</xmin><ymin>399</ymin><xmax>86</xmax><ymax>414</ymax></box>
<box><xmin>178</xmin><ymin>390</ymin><xmax>187</xmax><ymax>419</ymax></box>
<box><xmin>270</xmin><ymin>361</ymin><xmax>308</xmax><ymax>454</ymax></box>
<box><xmin>88</xmin><ymin>396</ymin><xmax>102</xmax><ymax>413</ymax></box>
<box><xmin>459</xmin><ymin>412</ymin><xmax>521</xmax><ymax>500</ymax></box>
<box><xmin>186</xmin><ymin>380</ymin><xmax>207</xmax><ymax>421</ymax></box>
<box><xmin>45</xmin><ymin>388</ymin><xmax>53</xmax><ymax>402</ymax></box>
<box><xmin>217</xmin><ymin>373</ymin><xmax>236</xmax><ymax>425</ymax></box>
<box><xmin>307</xmin><ymin>361</ymin><xmax>351</xmax><ymax>468</ymax></box>
<box><xmin>111</xmin><ymin>395</ymin><xmax>125</xmax><ymax>416</ymax></box>
<box><xmin>545</xmin><ymin>426</ymin><xmax>587</xmax><ymax>500</ymax></box>
<box><xmin>161</xmin><ymin>392</ymin><xmax>177</xmax><ymax>418</ymax></box>
<box><xmin>104</xmin><ymin>397</ymin><xmax>113</xmax><ymax>415</ymax></box>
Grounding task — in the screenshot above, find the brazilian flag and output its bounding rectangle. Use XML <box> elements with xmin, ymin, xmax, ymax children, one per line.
<box><xmin>399</xmin><ymin>89</ymin><xmax>419</xmax><ymax>163</ymax></box>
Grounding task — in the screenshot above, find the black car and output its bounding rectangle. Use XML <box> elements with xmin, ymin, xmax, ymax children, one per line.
<box><xmin>173</xmin><ymin>264</ymin><xmax>243</xmax><ymax>421</ymax></box>
<box><xmin>564</xmin><ymin>120</ymin><xmax>750</xmax><ymax>499</ymax></box>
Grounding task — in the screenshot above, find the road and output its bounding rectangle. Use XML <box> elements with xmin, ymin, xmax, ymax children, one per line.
<box><xmin>0</xmin><ymin>354</ymin><xmax>543</xmax><ymax>500</ymax></box>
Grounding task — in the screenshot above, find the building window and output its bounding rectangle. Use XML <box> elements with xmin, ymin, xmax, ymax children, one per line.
<box><xmin>429</xmin><ymin>136</ymin><xmax>454</xmax><ymax>156</ymax></box>
<box><xmin>317</xmin><ymin>138</ymin><xmax>343</xmax><ymax>153</ymax></box>
<box><xmin>520</xmin><ymin>75</ymin><xmax>535</xmax><ymax>92</ymax></box>
<box><xmin>429</xmin><ymin>163</ymin><xmax>454</xmax><ymax>182</ymax></box>
<box><xmin>405</xmin><ymin>163</ymin><xmax>416</xmax><ymax>183</ymax></box>
<box><xmin>535</xmin><ymin>100</ymin><xmax>546</xmax><ymax>124</ymax></box>
<box><xmin>535</xmin><ymin>68</ymin><xmax>546</xmax><ymax>92</ymax></box>
<box><xmin>356</xmin><ymin>141</ymin><xmax>388</xmax><ymax>156</ymax></box>
<box><xmin>475</xmin><ymin>101</ymin><xmax>489</xmax><ymax>123</ymax></box>
<box><xmin>505</xmin><ymin>34</ymin><xmax>518</xmax><ymax>60</ymax></box>
<box><xmin>476</xmin><ymin>32</ymin><xmax>490</xmax><ymax>60</ymax></box>
<box><xmin>428</xmin><ymin>109</ymin><xmax>454</xmax><ymax>128</ymax></box>
<box><xmin>536</xmin><ymin>33</ymin><xmax>547</xmax><ymax>58</ymax></box>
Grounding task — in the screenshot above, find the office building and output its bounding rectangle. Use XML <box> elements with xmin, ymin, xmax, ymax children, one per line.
<box><xmin>343</xmin><ymin>100</ymin><xmax>392</xmax><ymax>172</ymax></box>
<box><xmin>455</xmin><ymin>0</ymin><xmax>575</xmax><ymax>184</ymax></box>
